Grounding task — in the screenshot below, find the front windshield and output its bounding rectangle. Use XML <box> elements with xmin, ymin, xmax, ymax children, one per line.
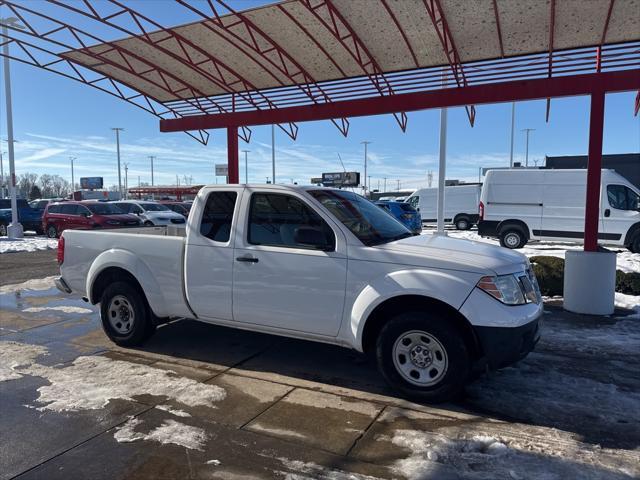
<box><xmin>140</xmin><ymin>203</ymin><xmax>170</xmax><ymax>212</ymax></box>
<box><xmin>86</xmin><ymin>203</ymin><xmax>124</xmax><ymax>215</ymax></box>
<box><xmin>308</xmin><ymin>189</ymin><xmax>412</xmax><ymax>246</ymax></box>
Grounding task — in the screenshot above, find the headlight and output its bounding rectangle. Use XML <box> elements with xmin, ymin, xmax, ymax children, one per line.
<box><xmin>477</xmin><ymin>275</ymin><xmax>526</xmax><ymax>305</ymax></box>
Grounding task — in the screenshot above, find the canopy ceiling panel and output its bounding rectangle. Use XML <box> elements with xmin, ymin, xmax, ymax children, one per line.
<box><xmin>52</xmin><ymin>0</ymin><xmax>640</xmax><ymax>104</ymax></box>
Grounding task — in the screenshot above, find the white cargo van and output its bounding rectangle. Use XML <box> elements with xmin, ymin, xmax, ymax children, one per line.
<box><xmin>406</xmin><ymin>184</ymin><xmax>481</xmax><ymax>230</ymax></box>
<box><xmin>478</xmin><ymin>169</ymin><xmax>640</xmax><ymax>252</ymax></box>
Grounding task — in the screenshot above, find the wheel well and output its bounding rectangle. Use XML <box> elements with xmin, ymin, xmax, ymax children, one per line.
<box><xmin>90</xmin><ymin>267</ymin><xmax>144</xmax><ymax>305</ymax></box>
<box><xmin>453</xmin><ymin>213</ymin><xmax>470</xmax><ymax>222</ymax></box>
<box><xmin>497</xmin><ymin>220</ymin><xmax>530</xmax><ymax>239</ymax></box>
<box><xmin>623</xmin><ymin>222</ymin><xmax>640</xmax><ymax>246</ymax></box>
<box><xmin>361</xmin><ymin>295</ymin><xmax>481</xmax><ymax>360</ymax></box>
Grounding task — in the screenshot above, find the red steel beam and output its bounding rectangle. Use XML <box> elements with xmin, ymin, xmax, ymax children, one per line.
<box><xmin>583</xmin><ymin>91</ymin><xmax>605</xmax><ymax>252</ymax></box>
<box><xmin>160</xmin><ymin>69</ymin><xmax>640</xmax><ymax>132</ymax></box>
<box><xmin>227</xmin><ymin>127</ymin><xmax>239</xmax><ymax>184</ymax></box>
<box><xmin>422</xmin><ymin>0</ymin><xmax>475</xmax><ymax>126</ymax></box>
<box><xmin>379</xmin><ymin>0</ymin><xmax>419</xmax><ymax>68</ymax></box>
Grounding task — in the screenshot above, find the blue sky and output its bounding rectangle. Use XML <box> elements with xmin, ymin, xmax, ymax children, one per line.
<box><xmin>1</xmin><ymin>1</ymin><xmax>639</xmax><ymax>192</ymax></box>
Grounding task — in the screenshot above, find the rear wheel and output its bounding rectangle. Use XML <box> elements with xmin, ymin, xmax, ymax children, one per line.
<box><xmin>0</xmin><ymin>223</ymin><xmax>7</xmax><ymax>237</ymax></box>
<box><xmin>499</xmin><ymin>228</ymin><xmax>526</xmax><ymax>249</ymax></box>
<box><xmin>376</xmin><ymin>312</ymin><xmax>470</xmax><ymax>403</ymax></box>
<box><xmin>46</xmin><ymin>224</ymin><xmax>58</xmax><ymax>239</ymax></box>
<box><xmin>455</xmin><ymin>216</ymin><xmax>471</xmax><ymax>230</ymax></box>
<box><xmin>100</xmin><ymin>281</ymin><xmax>155</xmax><ymax>346</ymax></box>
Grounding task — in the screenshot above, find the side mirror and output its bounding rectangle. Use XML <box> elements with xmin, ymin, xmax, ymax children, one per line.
<box><xmin>294</xmin><ymin>227</ymin><xmax>332</xmax><ymax>251</ymax></box>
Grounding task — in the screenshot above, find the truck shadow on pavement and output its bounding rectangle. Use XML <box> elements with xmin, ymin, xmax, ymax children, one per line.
<box><xmin>125</xmin><ymin>305</ymin><xmax>640</xmax><ymax>452</ymax></box>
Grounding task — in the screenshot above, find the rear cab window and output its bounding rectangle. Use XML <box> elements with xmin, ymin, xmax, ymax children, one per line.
<box><xmin>200</xmin><ymin>191</ymin><xmax>238</xmax><ymax>242</ymax></box>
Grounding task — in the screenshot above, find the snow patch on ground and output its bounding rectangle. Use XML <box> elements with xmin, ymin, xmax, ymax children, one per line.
<box><xmin>0</xmin><ymin>237</ymin><xmax>58</xmax><ymax>254</ymax></box>
<box><xmin>389</xmin><ymin>429</ymin><xmax>636</xmax><ymax>480</ymax></box>
<box><xmin>0</xmin><ymin>276</ymin><xmax>56</xmax><ymax>294</ymax></box>
<box><xmin>114</xmin><ymin>417</ymin><xmax>208</xmax><ymax>450</ymax></box>
<box><xmin>278</xmin><ymin>458</ymin><xmax>382</xmax><ymax>480</ymax></box>
<box><xmin>0</xmin><ymin>341</ymin><xmax>227</xmax><ymax>412</ymax></box>
<box><xmin>155</xmin><ymin>404</ymin><xmax>191</xmax><ymax>417</ymax></box>
<box><xmin>206</xmin><ymin>459</ymin><xmax>221</xmax><ymax>466</ymax></box>
<box><xmin>0</xmin><ymin>342</ymin><xmax>48</xmax><ymax>382</ymax></box>
<box><xmin>615</xmin><ymin>292</ymin><xmax>640</xmax><ymax>317</ymax></box>
<box><xmin>22</xmin><ymin>306</ymin><xmax>93</xmax><ymax>314</ymax></box>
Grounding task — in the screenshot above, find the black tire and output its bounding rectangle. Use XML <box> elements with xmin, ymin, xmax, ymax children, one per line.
<box><xmin>46</xmin><ymin>224</ymin><xmax>58</xmax><ymax>239</ymax></box>
<box><xmin>376</xmin><ymin>312</ymin><xmax>470</xmax><ymax>403</ymax></box>
<box><xmin>100</xmin><ymin>281</ymin><xmax>155</xmax><ymax>347</ymax></box>
<box><xmin>630</xmin><ymin>235</ymin><xmax>640</xmax><ymax>254</ymax></box>
<box><xmin>143</xmin><ymin>221</ymin><xmax>154</xmax><ymax>226</ymax></box>
<box><xmin>499</xmin><ymin>228</ymin><xmax>526</xmax><ymax>249</ymax></box>
<box><xmin>0</xmin><ymin>223</ymin><xmax>7</xmax><ymax>237</ymax></box>
<box><xmin>455</xmin><ymin>216</ymin><xmax>471</xmax><ymax>230</ymax></box>
<box><xmin>35</xmin><ymin>227</ymin><xmax>45</xmax><ymax>236</ymax></box>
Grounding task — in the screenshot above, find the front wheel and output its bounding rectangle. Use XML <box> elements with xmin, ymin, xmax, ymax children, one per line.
<box><xmin>46</xmin><ymin>224</ymin><xmax>58</xmax><ymax>239</ymax></box>
<box><xmin>629</xmin><ymin>235</ymin><xmax>640</xmax><ymax>254</ymax></box>
<box><xmin>376</xmin><ymin>312</ymin><xmax>470</xmax><ymax>403</ymax></box>
<box><xmin>100</xmin><ymin>281</ymin><xmax>155</xmax><ymax>347</ymax></box>
<box><xmin>455</xmin><ymin>216</ymin><xmax>471</xmax><ymax>230</ymax></box>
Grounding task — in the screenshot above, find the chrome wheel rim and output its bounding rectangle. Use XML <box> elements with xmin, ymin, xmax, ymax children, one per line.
<box><xmin>47</xmin><ymin>226</ymin><xmax>57</xmax><ymax>238</ymax></box>
<box><xmin>0</xmin><ymin>224</ymin><xmax>6</xmax><ymax>236</ymax></box>
<box><xmin>457</xmin><ymin>220</ymin><xmax>468</xmax><ymax>229</ymax></box>
<box><xmin>107</xmin><ymin>295</ymin><xmax>135</xmax><ymax>335</ymax></box>
<box><xmin>392</xmin><ymin>330</ymin><xmax>448</xmax><ymax>387</ymax></box>
<box><xmin>504</xmin><ymin>232</ymin><xmax>520</xmax><ymax>248</ymax></box>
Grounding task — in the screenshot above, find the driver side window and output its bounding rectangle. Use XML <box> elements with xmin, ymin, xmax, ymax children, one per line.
<box><xmin>607</xmin><ymin>185</ymin><xmax>640</xmax><ymax>211</ymax></box>
<box><xmin>248</xmin><ymin>193</ymin><xmax>335</xmax><ymax>250</ymax></box>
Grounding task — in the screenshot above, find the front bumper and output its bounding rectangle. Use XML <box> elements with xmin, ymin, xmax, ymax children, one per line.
<box><xmin>473</xmin><ymin>317</ymin><xmax>541</xmax><ymax>370</ymax></box>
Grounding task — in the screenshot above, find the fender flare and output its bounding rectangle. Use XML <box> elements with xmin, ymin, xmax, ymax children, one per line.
<box><xmin>86</xmin><ymin>249</ymin><xmax>169</xmax><ymax>317</ymax></box>
<box><xmin>347</xmin><ymin>269</ymin><xmax>475</xmax><ymax>351</ymax></box>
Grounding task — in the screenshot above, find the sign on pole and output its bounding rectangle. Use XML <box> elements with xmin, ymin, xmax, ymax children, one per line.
<box><xmin>215</xmin><ymin>164</ymin><xmax>228</xmax><ymax>176</ymax></box>
<box><xmin>321</xmin><ymin>172</ymin><xmax>360</xmax><ymax>187</ymax></box>
<box><xmin>80</xmin><ymin>177</ymin><xmax>103</xmax><ymax>189</ymax></box>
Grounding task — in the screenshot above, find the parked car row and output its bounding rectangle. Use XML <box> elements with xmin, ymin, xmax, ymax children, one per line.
<box><xmin>42</xmin><ymin>200</ymin><xmax>190</xmax><ymax>238</ymax></box>
<box><xmin>0</xmin><ymin>199</ymin><xmax>44</xmax><ymax>236</ymax></box>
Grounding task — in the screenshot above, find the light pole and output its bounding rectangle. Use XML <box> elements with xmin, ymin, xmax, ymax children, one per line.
<box><xmin>522</xmin><ymin>128</ymin><xmax>535</xmax><ymax>167</ymax></box>
<box><xmin>509</xmin><ymin>102</ymin><xmax>516</xmax><ymax>168</ymax></box>
<box><xmin>149</xmin><ymin>156</ymin><xmax>155</xmax><ymax>186</ymax></box>
<box><xmin>0</xmin><ymin>149</ymin><xmax>5</xmax><ymax>198</ymax></box>
<box><xmin>2</xmin><ymin>17</ymin><xmax>25</xmax><ymax>238</ymax></box>
<box><xmin>361</xmin><ymin>141</ymin><xmax>371</xmax><ymax>196</ymax></box>
<box><xmin>124</xmin><ymin>163</ymin><xmax>129</xmax><ymax>199</ymax></box>
<box><xmin>383</xmin><ymin>177</ymin><xmax>387</xmax><ymax>193</ymax></box>
<box><xmin>111</xmin><ymin>127</ymin><xmax>124</xmax><ymax>197</ymax></box>
<box><xmin>69</xmin><ymin>156</ymin><xmax>76</xmax><ymax>193</ymax></box>
<box><xmin>242</xmin><ymin>150</ymin><xmax>250</xmax><ymax>184</ymax></box>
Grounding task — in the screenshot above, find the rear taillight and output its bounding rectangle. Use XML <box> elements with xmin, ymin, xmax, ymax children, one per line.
<box><xmin>479</xmin><ymin>201</ymin><xmax>484</xmax><ymax>220</ymax></box>
<box><xmin>57</xmin><ymin>235</ymin><xmax>65</xmax><ymax>265</ymax></box>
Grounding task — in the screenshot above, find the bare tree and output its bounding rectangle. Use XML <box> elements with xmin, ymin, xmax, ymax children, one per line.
<box><xmin>51</xmin><ymin>175</ymin><xmax>70</xmax><ymax>198</ymax></box>
<box><xmin>18</xmin><ymin>173</ymin><xmax>38</xmax><ymax>198</ymax></box>
<box><xmin>39</xmin><ymin>174</ymin><xmax>54</xmax><ymax>197</ymax></box>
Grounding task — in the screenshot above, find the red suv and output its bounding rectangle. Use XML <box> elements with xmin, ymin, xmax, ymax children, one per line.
<box><xmin>43</xmin><ymin>201</ymin><xmax>141</xmax><ymax>238</ymax></box>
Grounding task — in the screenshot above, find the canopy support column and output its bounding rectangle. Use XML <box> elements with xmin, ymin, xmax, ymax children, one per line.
<box><xmin>227</xmin><ymin>126</ymin><xmax>239</xmax><ymax>184</ymax></box>
<box><xmin>583</xmin><ymin>91</ymin><xmax>605</xmax><ymax>252</ymax></box>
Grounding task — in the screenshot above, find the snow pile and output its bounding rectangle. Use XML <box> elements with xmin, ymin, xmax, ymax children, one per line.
<box><xmin>0</xmin><ymin>237</ymin><xmax>58</xmax><ymax>254</ymax></box>
<box><xmin>278</xmin><ymin>458</ymin><xmax>381</xmax><ymax>480</ymax></box>
<box><xmin>22</xmin><ymin>306</ymin><xmax>93</xmax><ymax>314</ymax></box>
<box><xmin>390</xmin><ymin>431</ymin><xmax>509</xmax><ymax>479</ymax></box>
<box><xmin>389</xmin><ymin>429</ymin><xmax>636</xmax><ymax>480</ymax></box>
<box><xmin>114</xmin><ymin>417</ymin><xmax>208</xmax><ymax>451</ymax></box>
<box><xmin>0</xmin><ymin>342</ymin><xmax>48</xmax><ymax>382</ymax></box>
<box><xmin>0</xmin><ymin>276</ymin><xmax>56</xmax><ymax>294</ymax></box>
<box><xmin>0</xmin><ymin>341</ymin><xmax>226</xmax><ymax>412</ymax></box>
<box><xmin>615</xmin><ymin>292</ymin><xmax>640</xmax><ymax>318</ymax></box>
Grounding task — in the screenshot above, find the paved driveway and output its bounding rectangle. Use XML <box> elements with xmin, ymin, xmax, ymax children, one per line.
<box><xmin>0</xmin><ymin>276</ymin><xmax>638</xmax><ymax>479</ymax></box>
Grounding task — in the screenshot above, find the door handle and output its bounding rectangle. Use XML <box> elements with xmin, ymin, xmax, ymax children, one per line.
<box><xmin>604</xmin><ymin>209</ymin><xmax>610</xmax><ymax>217</ymax></box>
<box><xmin>236</xmin><ymin>255</ymin><xmax>259</xmax><ymax>263</ymax></box>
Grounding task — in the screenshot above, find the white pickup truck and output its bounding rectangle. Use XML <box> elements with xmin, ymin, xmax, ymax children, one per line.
<box><xmin>56</xmin><ymin>185</ymin><xmax>542</xmax><ymax>402</ymax></box>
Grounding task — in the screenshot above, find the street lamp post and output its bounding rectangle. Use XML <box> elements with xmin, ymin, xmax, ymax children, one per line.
<box><xmin>69</xmin><ymin>156</ymin><xmax>76</xmax><ymax>193</ymax></box>
<box><xmin>111</xmin><ymin>128</ymin><xmax>124</xmax><ymax>197</ymax></box>
<box><xmin>509</xmin><ymin>102</ymin><xmax>516</xmax><ymax>168</ymax></box>
<box><xmin>149</xmin><ymin>156</ymin><xmax>155</xmax><ymax>186</ymax></box>
<box><xmin>0</xmin><ymin>149</ymin><xmax>5</xmax><ymax>198</ymax></box>
<box><xmin>361</xmin><ymin>141</ymin><xmax>371</xmax><ymax>196</ymax></box>
<box><xmin>522</xmin><ymin>128</ymin><xmax>535</xmax><ymax>167</ymax></box>
<box><xmin>271</xmin><ymin>125</ymin><xmax>276</xmax><ymax>185</ymax></box>
<box><xmin>242</xmin><ymin>150</ymin><xmax>250</xmax><ymax>184</ymax></box>
<box><xmin>124</xmin><ymin>163</ymin><xmax>129</xmax><ymax>199</ymax></box>
<box><xmin>1</xmin><ymin>17</ymin><xmax>25</xmax><ymax>238</ymax></box>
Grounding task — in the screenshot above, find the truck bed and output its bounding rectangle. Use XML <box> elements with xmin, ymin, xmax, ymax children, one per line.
<box><xmin>61</xmin><ymin>227</ymin><xmax>192</xmax><ymax>319</ymax></box>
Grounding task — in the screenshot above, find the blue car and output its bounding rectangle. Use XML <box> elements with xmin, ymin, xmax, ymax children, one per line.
<box><xmin>0</xmin><ymin>199</ymin><xmax>44</xmax><ymax>236</ymax></box>
<box><xmin>375</xmin><ymin>201</ymin><xmax>422</xmax><ymax>234</ymax></box>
